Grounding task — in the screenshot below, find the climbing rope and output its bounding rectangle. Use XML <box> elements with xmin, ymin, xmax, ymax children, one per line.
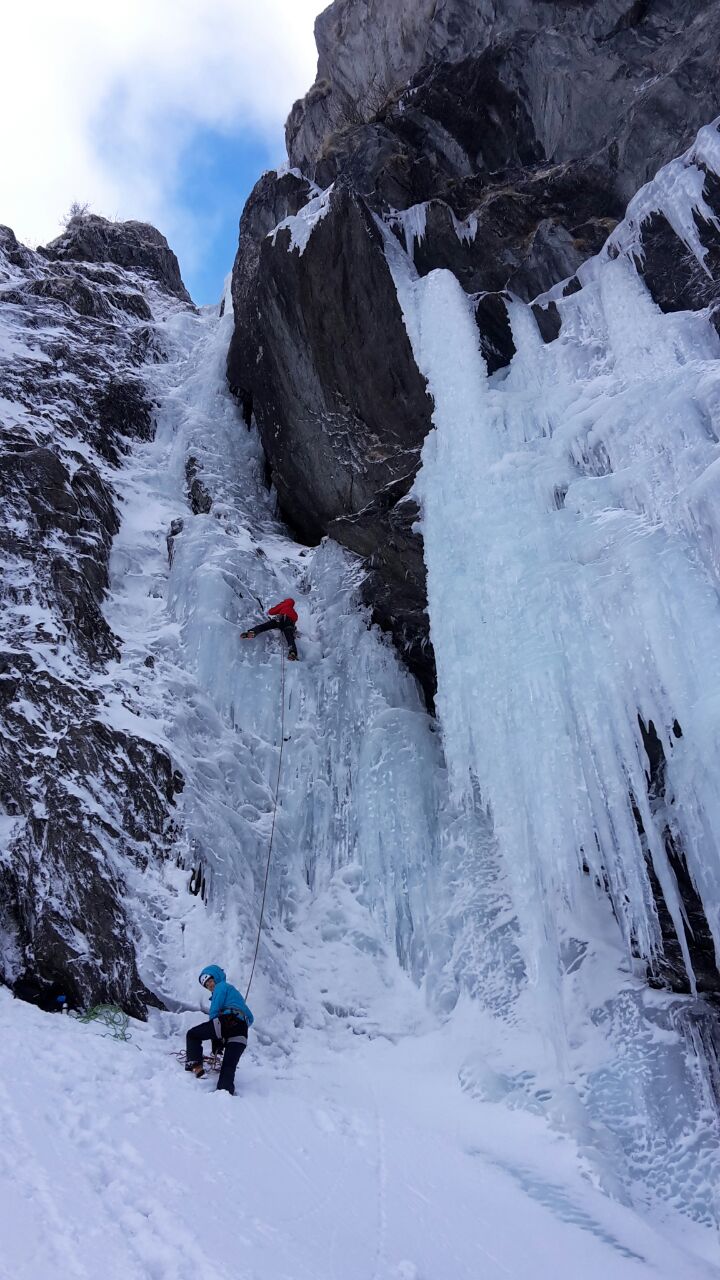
<box><xmin>78</xmin><ymin>1004</ymin><xmax>132</xmax><ymax>1041</ymax></box>
<box><xmin>172</xmin><ymin>1049</ymin><xmax>222</xmax><ymax>1071</ymax></box>
<box><xmin>244</xmin><ymin>640</ymin><xmax>287</xmax><ymax>999</ymax></box>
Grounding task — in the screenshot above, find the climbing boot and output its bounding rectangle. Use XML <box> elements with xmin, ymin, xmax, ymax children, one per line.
<box><xmin>186</xmin><ymin>1063</ymin><xmax>206</xmax><ymax>1078</ymax></box>
<box><xmin>241</xmin><ymin>631</ymin><xmax>254</xmax><ymax>639</ymax></box>
<box><xmin>288</xmin><ymin>652</ymin><xmax>298</xmax><ymax>661</ymax></box>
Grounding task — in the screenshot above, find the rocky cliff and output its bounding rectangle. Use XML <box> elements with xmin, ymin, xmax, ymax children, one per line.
<box><xmin>229</xmin><ymin>0</ymin><xmax>720</xmax><ymax>700</ymax></box>
<box><xmin>0</xmin><ymin>217</ymin><xmax>189</xmax><ymax>1015</ymax></box>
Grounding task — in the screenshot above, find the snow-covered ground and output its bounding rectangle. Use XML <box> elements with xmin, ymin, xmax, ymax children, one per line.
<box><xmin>2</xmin><ymin>987</ymin><xmax>717</xmax><ymax>1280</ymax></box>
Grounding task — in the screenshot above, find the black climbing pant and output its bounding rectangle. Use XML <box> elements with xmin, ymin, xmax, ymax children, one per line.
<box><xmin>250</xmin><ymin>617</ymin><xmax>297</xmax><ymax>659</ymax></box>
<box><xmin>186</xmin><ymin>1018</ymin><xmax>248</xmax><ymax>1095</ymax></box>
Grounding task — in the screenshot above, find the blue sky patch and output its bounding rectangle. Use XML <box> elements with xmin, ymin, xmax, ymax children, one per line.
<box><xmin>175</xmin><ymin>127</ymin><xmax>282</xmax><ymax>305</ymax></box>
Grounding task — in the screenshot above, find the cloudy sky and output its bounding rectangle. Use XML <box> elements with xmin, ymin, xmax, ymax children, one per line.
<box><xmin>1</xmin><ymin>1</ymin><xmax>326</xmax><ymax>302</ymax></box>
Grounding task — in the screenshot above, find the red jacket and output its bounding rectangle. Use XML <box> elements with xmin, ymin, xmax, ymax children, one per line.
<box><xmin>268</xmin><ymin>598</ymin><xmax>298</xmax><ymax>624</ymax></box>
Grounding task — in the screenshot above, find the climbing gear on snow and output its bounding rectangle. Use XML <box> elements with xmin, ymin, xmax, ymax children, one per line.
<box><xmin>177</xmin><ymin>1051</ymin><xmax>223</xmax><ymax>1073</ymax></box>
<box><xmin>78</xmin><ymin>1004</ymin><xmax>132</xmax><ymax>1041</ymax></box>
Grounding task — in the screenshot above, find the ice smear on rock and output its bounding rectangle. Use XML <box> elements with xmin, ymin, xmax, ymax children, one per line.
<box><xmin>606</xmin><ymin>118</ymin><xmax>720</xmax><ymax>266</ymax></box>
<box><xmin>270</xmin><ymin>185</ymin><xmax>334</xmax><ymax>254</ymax></box>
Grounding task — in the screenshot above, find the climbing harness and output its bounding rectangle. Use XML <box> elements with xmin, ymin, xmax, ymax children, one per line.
<box><xmin>244</xmin><ymin>640</ymin><xmax>287</xmax><ymax>1000</ymax></box>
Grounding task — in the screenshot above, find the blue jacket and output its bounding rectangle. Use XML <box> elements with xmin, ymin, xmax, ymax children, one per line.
<box><xmin>199</xmin><ymin>965</ymin><xmax>254</xmax><ymax>1026</ymax></box>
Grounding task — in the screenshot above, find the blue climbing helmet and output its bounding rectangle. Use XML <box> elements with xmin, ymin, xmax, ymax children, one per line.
<box><xmin>199</xmin><ymin>964</ymin><xmax>225</xmax><ymax>988</ymax></box>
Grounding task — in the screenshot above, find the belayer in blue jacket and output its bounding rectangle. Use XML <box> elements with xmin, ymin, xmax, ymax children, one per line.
<box><xmin>185</xmin><ymin>964</ymin><xmax>254</xmax><ymax>1095</ymax></box>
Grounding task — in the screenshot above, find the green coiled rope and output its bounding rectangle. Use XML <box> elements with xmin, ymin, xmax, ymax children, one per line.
<box><xmin>77</xmin><ymin>1004</ymin><xmax>132</xmax><ymax>1041</ymax></box>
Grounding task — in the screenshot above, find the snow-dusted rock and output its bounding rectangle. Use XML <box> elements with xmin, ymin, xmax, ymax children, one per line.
<box><xmin>0</xmin><ymin>217</ymin><xmax>189</xmax><ymax>1014</ymax></box>
<box><xmin>40</xmin><ymin>213</ymin><xmax>192</xmax><ymax>304</ymax></box>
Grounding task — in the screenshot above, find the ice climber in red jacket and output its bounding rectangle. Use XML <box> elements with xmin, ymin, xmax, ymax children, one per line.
<box><xmin>241</xmin><ymin>598</ymin><xmax>299</xmax><ymax>660</ymax></box>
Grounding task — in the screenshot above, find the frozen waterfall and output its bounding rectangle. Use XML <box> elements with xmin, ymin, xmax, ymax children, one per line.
<box><xmin>382</xmin><ymin>136</ymin><xmax>720</xmax><ymax>1228</ymax></box>
<box><xmin>103</xmin><ymin>291</ymin><xmax>444</xmax><ymax>1054</ymax></box>
<box><xmin>102</xmin><ymin>203</ymin><xmax>720</xmax><ymax>1250</ymax></box>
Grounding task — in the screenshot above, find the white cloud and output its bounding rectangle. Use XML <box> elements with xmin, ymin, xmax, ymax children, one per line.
<box><xmin>0</xmin><ymin>0</ymin><xmax>325</xmax><ymax>252</ymax></box>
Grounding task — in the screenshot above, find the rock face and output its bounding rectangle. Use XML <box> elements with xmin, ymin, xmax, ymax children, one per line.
<box><xmin>288</xmin><ymin>0</ymin><xmax>720</xmax><ymax>197</ymax></box>
<box><xmin>40</xmin><ymin>214</ymin><xmax>192</xmax><ymax>304</ymax></box>
<box><xmin>229</xmin><ymin>0</ymin><xmax>720</xmax><ymax>697</ymax></box>
<box><xmin>230</xmin><ymin>184</ymin><xmax>434</xmax><ymax>693</ymax></box>
<box><xmin>0</xmin><ymin>217</ymin><xmax>189</xmax><ymax>1015</ymax></box>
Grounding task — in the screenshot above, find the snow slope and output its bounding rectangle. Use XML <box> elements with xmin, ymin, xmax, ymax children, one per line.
<box><xmin>1</xmin><ymin>988</ymin><xmax>716</xmax><ymax>1280</ymax></box>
